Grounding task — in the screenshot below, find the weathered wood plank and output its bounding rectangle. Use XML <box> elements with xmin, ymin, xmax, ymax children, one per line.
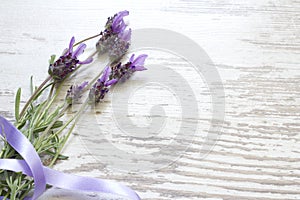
<box><xmin>0</xmin><ymin>0</ymin><xmax>299</xmax><ymax>199</ymax></box>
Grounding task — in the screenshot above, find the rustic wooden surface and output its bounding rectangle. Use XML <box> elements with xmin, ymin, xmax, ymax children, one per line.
<box><xmin>0</xmin><ymin>0</ymin><xmax>299</xmax><ymax>199</ymax></box>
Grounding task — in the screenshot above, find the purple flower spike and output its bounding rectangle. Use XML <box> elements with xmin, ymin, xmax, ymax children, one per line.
<box><xmin>49</xmin><ymin>37</ymin><xmax>93</xmax><ymax>81</ymax></box>
<box><xmin>66</xmin><ymin>81</ymin><xmax>88</xmax><ymax>105</ymax></box>
<box><xmin>78</xmin><ymin>57</ymin><xmax>93</xmax><ymax>65</ymax></box>
<box><xmin>110</xmin><ymin>54</ymin><xmax>148</xmax><ymax>81</ymax></box>
<box><xmin>89</xmin><ymin>66</ymin><xmax>118</xmax><ymax>103</ymax></box>
<box><xmin>96</xmin><ymin>11</ymin><xmax>131</xmax><ymax>62</ymax></box>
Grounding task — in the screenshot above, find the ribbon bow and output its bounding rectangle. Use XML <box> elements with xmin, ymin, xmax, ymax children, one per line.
<box><xmin>0</xmin><ymin>116</ymin><xmax>140</xmax><ymax>200</ymax></box>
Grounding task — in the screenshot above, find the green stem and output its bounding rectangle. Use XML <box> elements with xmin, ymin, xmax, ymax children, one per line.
<box><xmin>34</xmin><ymin>83</ymin><xmax>64</xmax><ymax>125</ymax></box>
<box><xmin>19</xmin><ymin>76</ymin><xmax>52</xmax><ymax>119</ymax></box>
<box><xmin>37</xmin><ymin>103</ymin><xmax>68</xmax><ymax>144</ymax></box>
<box><xmin>73</xmin><ymin>33</ymin><xmax>101</xmax><ymax>47</ymax></box>
<box><xmin>47</xmin><ymin>84</ymin><xmax>55</xmax><ymax>101</ymax></box>
<box><xmin>47</xmin><ymin>62</ymin><xmax>110</xmax><ymax>166</ymax></box>
<box><xmin>49</xmin><ymin>99</ymin><xmax>89</xmax><ymax>167</ymax></box>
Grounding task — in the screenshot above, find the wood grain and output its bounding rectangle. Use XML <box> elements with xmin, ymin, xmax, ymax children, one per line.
<box><xmin>0</xmin><ymin>0</ymin><xmax>299</xmax><ymax>199</ymax></box>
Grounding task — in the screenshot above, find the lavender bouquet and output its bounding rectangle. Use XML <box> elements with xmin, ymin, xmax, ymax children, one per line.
<box><xmin>0</xmin><ymin>10</ymin><xmax>146</xmax><ymax>200</ymax></box>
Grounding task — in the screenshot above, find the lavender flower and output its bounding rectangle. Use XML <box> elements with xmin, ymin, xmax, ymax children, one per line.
<box><xmin>110</xmin><ymin>54</ymin><xmax>148</xmax><ymax>81</ymax></box>
<box><xmin>89</xmin><ymin>54</ymin><xmax>147</xmax><ymax>103</ymax></box>
<box><xmin>66</xmin><ymin>81</ymin><xmax>88</xmax><ymax>105</ymax></box>
<box><xmin>96</xmin><ymin>11</ymin><xmax>131</xmax><ymax>62</ymax></box>
<box><xmin>89</xmin><ymin>66</ymin><xmax>118</xmax><ymax>103</ymax></box>
<box><xmin>49</xmin><ymin>37</ymin><xmax>93</xmax><ymax>81</ymax></box>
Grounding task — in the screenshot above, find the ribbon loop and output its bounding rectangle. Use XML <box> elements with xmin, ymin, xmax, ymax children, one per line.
<box><xmin>0</xmin><ymin>116</ymin><xmax>46</xmax><ymax>199</ymax></box>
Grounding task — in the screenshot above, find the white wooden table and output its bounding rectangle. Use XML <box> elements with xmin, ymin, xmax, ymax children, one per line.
<box><xmin>0</xmin><ymin>0</ymin><xmax>299</xmax><ymax>199</ymax></box>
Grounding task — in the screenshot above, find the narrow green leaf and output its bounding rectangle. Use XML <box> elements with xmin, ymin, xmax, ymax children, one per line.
<box><xmin>32</xmin><ymin>82</ymin><xmax>54</xmax><ymax>101</ymax></box>
<box><xmin>15</xmin><ymin>88</ymin><xmax>21</xmax><ymax>121</ymax></box>
<box><xmin>16</xmin><ymin>120</ymin><xmax>26</xmax><ymax>130</ymax></box>
<box><xmin>45</xmin><ymin>150</ymin><xmax>69</xmax><ymax>160</ymax></box>
<box><xmin>30</xmin><ymin>76</ymin><xmax>34</xmax><ymax>95</ymax></box>
<box><xmin>33</xmin><ymin>120</ymin><xmax>63</xmax><ymax>133</ymax></box>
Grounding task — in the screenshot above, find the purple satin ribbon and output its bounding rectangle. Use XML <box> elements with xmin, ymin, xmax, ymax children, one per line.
<box><xmin>0</xmin><ymin>116</ymin><xmax>140</xmax><ymax>200</ymax></box>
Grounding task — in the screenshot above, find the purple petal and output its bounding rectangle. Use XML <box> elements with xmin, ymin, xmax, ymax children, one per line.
<box><xmin>72</xmin><ymin>43</ymin><xmax>86</xmax><ymax>58</ymax></box>
<box><xmin>68</xmin><ymin>36</ymin><xmax>75</xmax><ymax>54</ymax></box>
<box><xmin>119</xmin><ymin>21</ymin><xmax>127</xmax><ymax>32</ymax></box>
<box><xmin>113</xmin><ymin>11</ymin><xmax>129</xmax><ymax>25</ymax></box>
<box><xmin>133</xmin><ymin>66</ymin><xmax>147</xmax><ymax>71</ymax></box>
<box><xmin>105</xmin><ymin>79</ymin><xmax>118</xmax><ymax>86</ymax></box>
<box><xmin>112</xmin><ymin>21</ymin><xmax>126</xmax><ymax>33</ymax></box>
<box><xmin>114</xmin><ymin>19</ymin><xmax>127</xmax><ymax>33</ymax></box>
<box><xmin>100</xmin><ymin>66</ymin><xmax>111</xmax><ymax>82</ymax></box>
<box><xmin>78</xmin><ymin>57</ymin><xmax>93</xmax><ymax>64</ymax></box>
<box><xmin>118</xmin><ymin>10</ymin><xmax>129</xmax><ymax>17</ymax></box>
<box><xmin>131</xmin><ymin>54</ymin><xmax>148</xmax><ymax>67</ymax></box>
<box><xmin>129</xmin><ymin>54</ymin><xmax>135</xmax><ymax>63</ymax></box>
<box><xmin>119</xmin><ymin>28</ymin><xmax>131</xmax><ymax>42</ymax></box>
<box><xmin>112</xmin><ymin>10</ymin><xmax>129</xmax><ymax>33</ymax></box>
